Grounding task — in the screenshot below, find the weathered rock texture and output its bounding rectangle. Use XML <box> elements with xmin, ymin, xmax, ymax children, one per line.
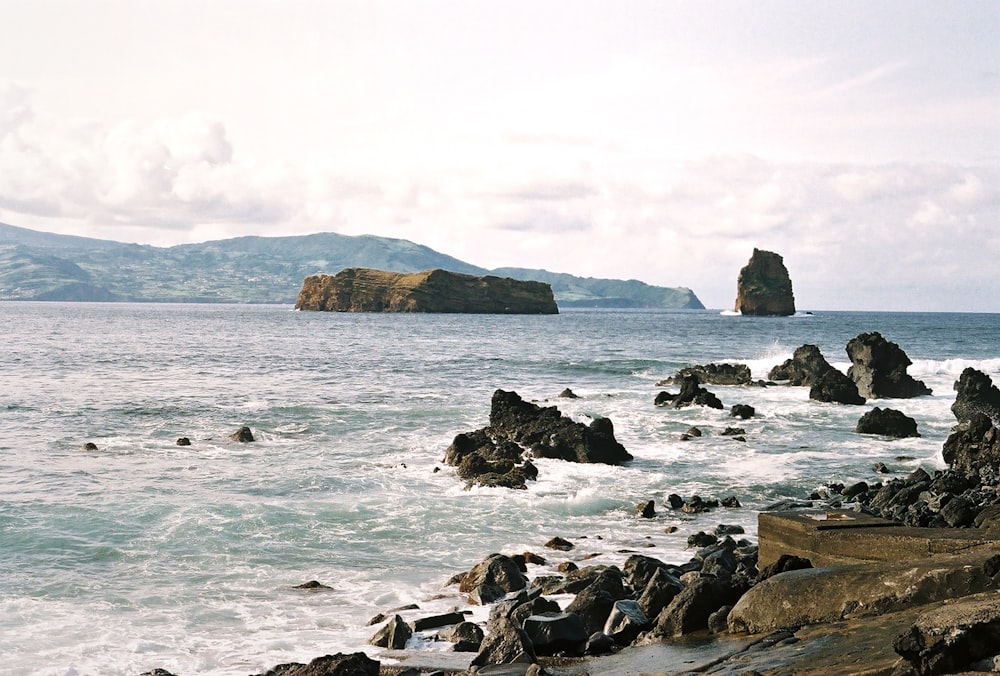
<box><xmin>952</xmin><ymin>367</ymin><xmax>1000</xmax><ymax>424</ymax></box>
<box><xmin>846</xmin><ymin>331</ymin><xmax>932</xmax><ymax>399</ymax></box>
<box><xmin>734</xmin><ymin>248</ymin><xmax>795</xmax><ymax>316</ymax></box>
<box><xmin>769</xmin><ymin>344</ymin><xmax>833</xmax><ymax>386</ymax></box>
<box><xmin>295</xmin><ymin>267</ymin><xmax>558</xmax><ymax>314</ymax></box>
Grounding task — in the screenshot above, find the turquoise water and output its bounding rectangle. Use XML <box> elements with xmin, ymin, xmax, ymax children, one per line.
<box><xmin>1</xmin><ymin>303</ymin><xmax>998</xmax><ymax>675</ymax></box>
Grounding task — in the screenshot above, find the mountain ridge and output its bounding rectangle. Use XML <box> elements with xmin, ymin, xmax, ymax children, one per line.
<box><xmin>0</xmin><ymin>222</ymin><xmax>704</xmax><ymax>309</ymax></box>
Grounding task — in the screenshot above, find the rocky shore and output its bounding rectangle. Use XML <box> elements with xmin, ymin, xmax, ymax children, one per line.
<box><xmin>140</xmin><ymin>332</ymin><xmax>1000</xmax><ymax>676</ymax></box>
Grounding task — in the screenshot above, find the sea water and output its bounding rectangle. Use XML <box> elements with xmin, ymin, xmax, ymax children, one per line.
<box><xmin>1</xmin><ymin>303</ymin><xmax>999</xmax><ymax>675</ymax></box>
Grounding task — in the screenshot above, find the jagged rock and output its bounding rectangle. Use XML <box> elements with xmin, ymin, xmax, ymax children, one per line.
<box><xmin>470</xmin><ymin>617</ymin><xmax>537</xmax><ymax>667</ymax></box>
<box><xmin>460</xmin><ymin>554</ymin><xmax>529</xmax><ymax>604</ymax></box>
<box><xmin>558</xmin><ymin>388</ymin><xmax>579</xmax><ymax>399</ymax></box>
<box><xmin>254</xmin><ymin>652</ymin><xmax>379</xmax><ymax>676</ymax></box>
<box><xmin>295</xmin><ymin>267</ymin><xmax>558</xmax><ymax>314</ymax></box>
<box><xmin>769</xmin><ymin>344</ymin><xmax>834</xmax><ymax>385</ymax></box>
<box><xmin>623</xmin><ymin>554</ymin><xmax>671</xmax><ymax>590</ymax></box>
<box><xmin>893</xmin><ymin>594</ymin><xmax>1000</xmax><ymax>675</ymax></box>
<box><xmin>369</xmin><ymin>615</ymin><xmax>412</xmax><ymax>649</ymax></box>
<box><xmin>522</xmin><ymin>612</ymin><xmax>588</xmax><ymax>656</ymax></box>
<box><xmin>488</xmin><ymin>389</ymin><xmax>632</xmax><ymax>464</ymax></box>
<box><xmin>846</xmin><ymin>332</ymin><xmax>932</xmax><ymax>399</ymax></box>
<box><xmin>943</xmin><ymin>413</ymin><xmax>1000</xmax><ymax>477</ymax></box>
<box><xmin>533</xmin><ymin>565</ymin><xmax>610</xmax><ymax>595</ymax></box>
<box><xmin>809</xmin><ymin>368</ymin><xmax>866</xmax><ymax>405</ymax></box>
<box><xmin>952</xmin><ymin>368</ymin><xmax>1000</xmax><ymax>424</ymax></box>
<box><xmin>230</xmin><ymin>426</ymin><xmax>255</xmax><ymax>442</ymax></box>
<box><xmin>734</xmin><ymin>248</ymin><xmax>795</xmax><ymax>316</ymax></box>
<box><xmin>730</xmin><ymin>404</ymin><xmax>755</xmax><ymax>419</ymax></box>
<box><xmin>658</xmin><ymin>363</ymin><xmax>752</xmax><ymax>386</ymax></box>
<box><xmin>636</xmin><ymin>500</ymin><xmax>656</xmax><ymax>518</ymax></box>
<box><xmin>439</xmin><ymin>621</ymin><xmax>484</xmax><ymax>652</ymax></box>
<box><xmin>856</xmin><ymin>407</ymin><xmax>921</xmax><ymax>438</ymax></box>
<box><xmin>655</xmin><ymin>374</ymin><xmax>723</xmax><ymax>409</ymax></box>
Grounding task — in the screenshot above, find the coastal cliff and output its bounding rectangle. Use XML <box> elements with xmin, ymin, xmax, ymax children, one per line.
<box><xmin>734</xmin><ymin>248</ymin><xmax>796</xmax><ymax>316</ymax></box>
<box><xmin>294</xmin><ymin>267</ymin><xmax>559</xmax><ymax>314</ymax></box>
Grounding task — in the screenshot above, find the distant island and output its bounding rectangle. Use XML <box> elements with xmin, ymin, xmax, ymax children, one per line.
<box><xmin>0</xmin><ymin>222</ymin><xmax>704</xmax><ymax>309</ymax></box>
<box><xmin>295</xmin><ymin>268</ymin><xmax>559</xmax><ymax>314</ymax></box>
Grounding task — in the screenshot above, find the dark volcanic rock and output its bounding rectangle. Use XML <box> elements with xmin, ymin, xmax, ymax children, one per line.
<box><xmin>443</xmin><ymin>389</ymin><xmax>632</xmax><ymax>488</ymax></box>
<box><xmin>369</xmin><ymin>614</ymin><xmax>411</xmax><ymax>649</ymax></box>
<box><xmin>846</xmin><ymin>331</ymin><xmax>932</xmax><ymax>399</ymax></box>
<box><xmin>295</xmin><ymin>267</ymin><xmax>558</xmax><ymax>314</ymax></box>
<box><xmin>653</xmin><ymin>577</ymin><xmax>742</xmax><ymax>637</ymax></box>
<box><xmin>565</xmin><ymin>569</ymin><xmax>628</xmax><ymax>635</ymax></box>
<box><xmin>439</xmin><ymin>621</ymin><xmax>484</xmax><ymax>652</ymax></box>
<box><xmin>255</xmin><ymin>652</ymin><xmax>379</xmax><ymax>676</ymax></box>
<box><xmin>659</xmin><ymin>363</ymin><xmax>753</xmax><ymax>386</ymax></box>
<box><xmin>769</xmin><ymin>344</ymin><xmax>834</xmax><ymax>386</ymax></box>
<box><xmin>603</xmin><ymin>599</ymin><xmax>651</xmax><ymax>645</ymax></box>
<box><xmin>856</xmin><ymin>407</ymin><xmax>921</xmax><ymax>438</ymax></box>
<box><xmin>730</xmin><ymin>404</ymin><xmax>755</xmax><ymax>419</ymax></box>
<box><xmin>471</xmin><ymin>617</ymin><xmax>537</xmax><ymax>667</ymax></box>
<box><xmin>175</xmin><ymin>437</ymin><xmax>191</xmax><ymax>446</ymax></box>
<box><xmin>230</xmin><ymin>426</ymin><xmax>255</xmax><ymax>442</ymax></box>
<box><xmin>522</xmin><ymin>612</ymin><xmax>589</xmax><ymax>656</ymax></box>
<box><xmin>655</xmin><ymin>374</ymin><xmax>724</xmax><ymax>409</ymax></box>
<box><xmin>952</xmin><ymin>368</ymin><xmax>1000</xmax><ymax>424</ymax></box>
<box><xmin>489</xmin><ymin>389</ymin><xmax>633</xmax><ymax>464</ymax></box>
<box><xmin>809</xmin><ymin>368</ymin><xmax>866</xmax><ymax>405</ymax></box>
<box><xmin>757</xmin><ymin>554</ymin><xmax>813</xmax><ymax>582</ymax></box>
<box><xmin>460</xmin><ymin>554</ymin><xmax>528</xmax><ymax>604</ymax></box>
<box><xmin>943</xmin><ymin>413</ymin><xmax>1000</xmax><ymax>478</ymax></box>
<box><xmin>734</xmin><ymin>248</ymin><xmax>795</xmax><ymax>316</ymax></box>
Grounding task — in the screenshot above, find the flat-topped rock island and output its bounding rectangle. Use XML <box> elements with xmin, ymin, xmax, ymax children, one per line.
<box><xmin>294</xmin><ymin>267</ymin><xmax>559</xmax><ymax>314</ymax></box>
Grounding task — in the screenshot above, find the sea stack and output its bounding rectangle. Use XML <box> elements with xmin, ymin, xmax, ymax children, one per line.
<box><xmin>734</xmin><ymin>249</ymin><xmax>795</xmax><ymax>316</ymax></box>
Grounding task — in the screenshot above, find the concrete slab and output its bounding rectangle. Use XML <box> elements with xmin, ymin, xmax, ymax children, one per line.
<box><xmin>758</xmin><ymin>510</ymin><xmax>1000</xmax><ymax>568</ymax></box>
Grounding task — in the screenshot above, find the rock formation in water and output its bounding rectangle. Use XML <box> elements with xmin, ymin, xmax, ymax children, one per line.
<box><xmin>734</xmin><ymin>249</ymin><xmax>795</xmax><ymax>316</ymax></box>
<box><xmin>294</xmin><ymin>267</ymin><xmax>558</xmax><ymax>314</ymax></box>
<box><xmin>846</xmin><ymin>332</ymin><xmax>932</xmax><ymax>399</ymax></box>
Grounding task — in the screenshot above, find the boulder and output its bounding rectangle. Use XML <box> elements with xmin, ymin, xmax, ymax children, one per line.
<box><xmin>658</xmin><ymin>363</ymin><xmax>752</xmax><ymax>386</ymax></box>
<box><xmin>942</xmin><ymin>413</ymin><xmax>1000</xmax><ymax>477</ymax></box>
<box><xmin>230</xmin><ymin>426</ymin><xmax>255</xmax><ymax>443</ymax></box>
<box><xmin>636</xmin><ymin>500</ymin><xmax>656</xmax><ymax>518</ymax></box>
<box><xmin>653</xmin><ymin>577</ymin><xmax>741</xmax><ymax>637</ymax></box>
<box><xmin>368</xmin><ymin>615</ymin><xmax>412</xmax><ymax>649</ymax></box>
<box><xmin>294</xmin><ymin>267</ymin><xmax>559</xmax><ymax>314</ymax></box>
<box><xmin>730</xmin><ymin>404</ymin><xmax>755</xmax><ymax>419</ymax></box>
<box><xmin>809</xmin><ymin>368</ymin><xmax>866</xmax><ymax>405</ymax></box>
<box><xmin>438</xmin><ymin>621</ymin><xmax>484</xmax><ymax>652</ymax></box>
<box><xmin>623</xmin><ymin>554</ymin><xmax>672</xmax><ymax>591</ymax></box>
<box><xmin>544</xmin><ymin>536</ymin><xmax>574</xmax><ymax>551</ymax></box>
<box><xmin>845</xmin><ymin>332</ymin><xmax>932</xmax><ymax>399</ymax></box>
<box><xmin>734</xmin><ymin>248</ymin><xmax>795</xmax><ymax>316</ymax></box>
<box><xmin>521</xmin><ymin>612</ymin><xmax>589</xmax><ymax>656</ymax></box>
<box><xmin>768</xmin><ymin>344</ymin><xmax>833</xmax><ymax>385</ymax></box>
<box><xmin>636</xmin><ymin>567</ymin><xmax>685</xmax><ymax>620</ymax></box>
<box><xmin>175</xmin><ymin>437</ymin><xmax>191</xmax><ymax>446</ymax></box>
<box><xmin>893</xmin><ymin>594</ymin><xmax>1000</xmax><ymax>675</ymax></box>
<box><xmin>952</xmin><ymin>368</ymin><xmax>1000</xmax><ymax>424</ymax></box>
<box><xmin>254</xmin><ymin>652</ymin><xmax>379</xmax><ymax>676</ymax></box>
<box><xmin>565</xmin><ymin>569</ymin><xmax>628</xmax><ymax>635</ymax></box>
<box><xmin>470</xmin><ymin>618</ymin><xmax>537</xmax><ymax>667</ymax></box>
<box><xmin>293</xmin><ymin>580</ymin><xmax>332</xmax><ymax>590</ymax></box>
<box><xmin>460</xmin><ymin>554</ymin><xmax>528</xmax><ymax>604</ymax></box>
<box><xmin>655</xmin><ymin>374</ymin><xmax>724</xmax><ymax>409</ymax></box>
<box><xmin>855</xmin><ymin>407</ymin><xmax>920</xmax><ymax>438</ymax></box>
<box><xmin>410</xmin><ymin>611</ymin><xmax>467</xmax><ymax>631</ymax></box>
<box><xmin>756</xmin><ymin>554</ymin><xmax>813</xmax><ymax>582</ymax></box>
<box><xmin>603</xmin><ymin>600</ymin><xmax>651</xmax><ymax>645</ymax></box>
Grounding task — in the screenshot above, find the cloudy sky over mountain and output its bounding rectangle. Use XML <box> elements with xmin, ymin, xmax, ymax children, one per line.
<box><xmin>0</xmin><ymin>0</ymin><xmax>997</xmax><ymax>310</ymax></box>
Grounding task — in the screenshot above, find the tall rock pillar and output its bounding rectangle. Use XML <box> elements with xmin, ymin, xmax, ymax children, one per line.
<box><xmin>734</xmin><ymin>249</ymin><xmax>795</xmax><ymax>316</ymax></box>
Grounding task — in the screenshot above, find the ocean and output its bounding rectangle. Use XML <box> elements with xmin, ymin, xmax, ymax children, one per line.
<box><xmin>2</xmin><ymin>303</ymin><xmax>999</xmax><ymax>675</ymax></box>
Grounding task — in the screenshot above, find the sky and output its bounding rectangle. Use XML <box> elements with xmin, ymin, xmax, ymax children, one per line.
<box><xmin>0</xmin><ymin>0</ymin><xmax>997</xmax><ymax>311</ymax></box>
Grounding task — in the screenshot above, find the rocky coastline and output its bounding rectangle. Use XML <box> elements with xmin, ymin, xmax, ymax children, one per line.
<box><xmin>141</xmin><ymin>332</ymin><xmax>1000</xmax><ymax>676</ymax></box>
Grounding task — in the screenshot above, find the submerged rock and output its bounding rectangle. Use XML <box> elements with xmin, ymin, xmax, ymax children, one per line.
<box><xmin>658</xmin><ymin>363</ymin><xmax>753</xmax><ymax>386</ymax></box>
<box><xmin>655</xmin><ymin>374</ymin><xmax>724</xmax><ymax>409</ymax></box>
<box><xmin>230</xmin><ymin>426</ymin><xmax>255</xmax><ymax>443</ymax></box>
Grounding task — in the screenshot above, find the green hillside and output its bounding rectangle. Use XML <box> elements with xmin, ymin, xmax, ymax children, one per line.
<box><xmin>0</xmin><ymin>222</ymin><xmax>704</xmax><ymax>308</ymax></box>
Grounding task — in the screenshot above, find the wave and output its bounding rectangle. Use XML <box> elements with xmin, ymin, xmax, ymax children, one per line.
<box><xmin>910</xmin><ymin>357</ymin><xmax>1000</xmax><ymax>378</ymax></box>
